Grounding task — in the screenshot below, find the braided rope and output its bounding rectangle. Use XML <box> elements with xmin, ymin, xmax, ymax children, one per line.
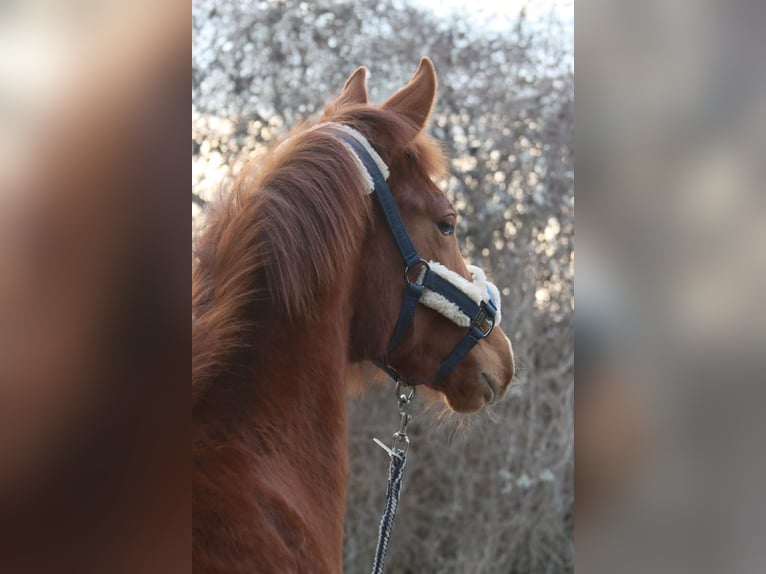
<box><xmin>370</xmin><ymin>449</ymin><xmax>407</xmax><ymax>574</ymax></box>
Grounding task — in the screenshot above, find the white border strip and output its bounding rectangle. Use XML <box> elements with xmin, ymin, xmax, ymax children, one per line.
<box><xmin>339</xmin><ymin>141</ymin><xmax>375</xmax><ymax>193</ymax></box>
<box><xmin>324</xmin><ymin>123</ymin><xmax>390</xmax><ymax>181</ymax></box>
<box><xmin>275</xmin><ymin>122</ymin><xmax>390</xmax><ymax>194</ymax></box>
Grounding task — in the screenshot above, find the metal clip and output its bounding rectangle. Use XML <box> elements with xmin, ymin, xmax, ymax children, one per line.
<box><xmin>373</xmin><ymin>380</ymin><xmax>416</xmax><ymax>458</ymax></box>
<box><xmin>393</xmin><ymin>380</ymin><xmax>415</xmax><ymax>454</ymax></box>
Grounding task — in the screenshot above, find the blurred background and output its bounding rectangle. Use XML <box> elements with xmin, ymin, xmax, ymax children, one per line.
<box><xmin>577</xmin><ymin>0</ymin><xmax>766</xmax><ymax>572</ymax></box>
<box><xmin>193</xmin><ymin>0</ymin><xmax>573</xmax><ymax>571</ymax></box>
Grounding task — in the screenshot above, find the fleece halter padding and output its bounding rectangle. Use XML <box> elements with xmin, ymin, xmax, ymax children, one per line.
<box><xmin>418</xmin><ymin>262</ymin><xmax>502</xmax><ymax>328</ymax></box>
<box><xmin>330</xmin><ymin>124</ymin><xmax>390</xmax><ymax>190</ymax></box>
<box><xmin>279</xmin><ymin>122</ymin><xmax>389</xmax><ymax>193</ymax></box>
<box><xmin>323</xmin><ymin>123</ymin><xmax>500</xmax><ymax>381</ymax></box>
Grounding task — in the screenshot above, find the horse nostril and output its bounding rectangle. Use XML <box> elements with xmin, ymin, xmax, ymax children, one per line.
<box><xmin>480</xmin><ymin>372</ymin><xmax>497</xmax><ymax>403</ymax></box>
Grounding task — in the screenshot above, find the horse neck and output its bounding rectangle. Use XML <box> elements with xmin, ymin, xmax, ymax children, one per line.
<box><xmin>251</xmin><ymin>289</ymin><xmax>354</xmax><ymax>454</ymax></box>
<box><xmin>194</xmin><ymin>272</ymin><xmax>356</xmax><ymax>572</ymax></box>
<box><xmin>193</xmin><ymin>133</ymin><xmax>377</xmax><ymax>569</ymax></box>
<box><xmin>193</xmin><ymin>212</ymin><xmax>365</xmax><ymax>572</ymax></box>
<box><xmin>195</xmin><ymin>206</ymin><xmax>363</xmax><ymax>458</ymax></box>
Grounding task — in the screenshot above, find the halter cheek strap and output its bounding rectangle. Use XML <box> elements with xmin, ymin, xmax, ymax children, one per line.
<box><xmin>326</xmin><ymin>124</ymin><xmax>500</xmax><ymax>382</ymax></box>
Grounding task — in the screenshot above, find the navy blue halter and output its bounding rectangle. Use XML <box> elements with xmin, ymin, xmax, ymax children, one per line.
<box><xmin>330</xmin><ymin>127</ymin><xmax>498</xmax><ymax>383</ymax></box>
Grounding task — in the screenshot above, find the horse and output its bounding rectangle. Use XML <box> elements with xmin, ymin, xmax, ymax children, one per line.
<box><xmin>192</xmin><ymin>57</ymin><xmax>515</xmax><ymax>573</ymax></box>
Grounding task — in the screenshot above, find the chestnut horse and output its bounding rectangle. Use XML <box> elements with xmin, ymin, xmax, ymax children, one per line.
<box><xmin>193</xmin><ymin>57</ymin><xmax>515</xmax><ymax>573</ymax></box>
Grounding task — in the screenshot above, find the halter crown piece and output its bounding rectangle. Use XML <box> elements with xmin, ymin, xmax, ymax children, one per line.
<box><xmin>324</xmin><ymin>123</ymin><xmax>501</xmax><ymax>382</ymax></box>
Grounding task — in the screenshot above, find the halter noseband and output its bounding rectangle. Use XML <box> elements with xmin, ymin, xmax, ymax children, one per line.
<box><xmin>326</xmin><ymin>124</ymin><xmax>499</xmax><ymax>383</ymax></box>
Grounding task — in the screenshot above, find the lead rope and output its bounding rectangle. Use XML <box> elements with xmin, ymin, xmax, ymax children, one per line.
<box><xmin>370</xmin><ymin>381</ymin><xmax>415</xmax><ymax>574</ymax></box>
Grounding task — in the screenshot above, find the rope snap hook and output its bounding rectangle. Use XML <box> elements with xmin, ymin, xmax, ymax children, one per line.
<box><xmin>373</xmin><ymin>380</ymin><xmax>415</xmax><ymax>459</ymax></box>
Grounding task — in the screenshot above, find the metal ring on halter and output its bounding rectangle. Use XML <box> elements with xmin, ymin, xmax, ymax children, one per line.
<box><xmin>403</xmin><ymin>258</ymin><xmax>430</xmax><ymax>286</ymax></box>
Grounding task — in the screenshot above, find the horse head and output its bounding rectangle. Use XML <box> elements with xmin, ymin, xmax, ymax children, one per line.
<box><xmin>320</xmin><ymin>58</ymin><xmax>515</xmax><ymax>412</ymax></box>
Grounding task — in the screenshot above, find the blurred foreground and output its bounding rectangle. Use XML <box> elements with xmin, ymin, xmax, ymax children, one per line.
<box><xmin>0</xmin><ymin>1</ymin><xmax>189</xmax><ymax>572</ymax></box>
<box><xmin>577</xmin><ymin>0</ymin><xmax>766</xmax><ymax>572</ymax></box>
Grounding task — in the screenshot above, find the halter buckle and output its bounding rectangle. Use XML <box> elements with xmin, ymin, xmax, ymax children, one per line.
<box><xmin>472</xmin><ymin>303</ymin><xmax>496</xmax><ymax>337</ymax></box>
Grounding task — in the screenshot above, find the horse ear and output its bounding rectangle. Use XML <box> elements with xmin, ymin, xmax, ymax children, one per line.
<box><xmin>337</xmin><ymin>66</ymin><xmax>368</xmax><ymax>106</ymax></box>
<box><xmin>383</xmin><ymin>57</ymin><xmax>437</xmax><ymax>132</ymax></box>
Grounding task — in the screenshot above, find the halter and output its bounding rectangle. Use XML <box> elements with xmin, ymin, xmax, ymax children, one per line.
<box><xmin>325</xmin><ymin>124</ymin><xmax>500</xmax><ymax>383</ymax></box>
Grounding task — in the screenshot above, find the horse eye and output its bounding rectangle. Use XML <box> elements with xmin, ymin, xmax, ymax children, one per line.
<box><xmin>437</xmin><ymin>219</ymin><xmax>455</xmax><ymax>236</ymax></box>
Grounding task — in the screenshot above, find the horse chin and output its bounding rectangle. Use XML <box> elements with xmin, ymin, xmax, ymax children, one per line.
<box><xmin>439</xmin><ymin>378</ymin><xmax>497</xmax><ymax>414</ymax></box>
<box><xmin>442</xmin><ymin>394</ymin><xmax>489</xmax><ymax>414</ymax></box>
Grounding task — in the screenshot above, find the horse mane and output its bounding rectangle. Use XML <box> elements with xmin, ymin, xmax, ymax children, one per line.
<box><xmin>192</xmin><ymin>106</ymin><xmax>447</xmax><ymax>401</ymax></box>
